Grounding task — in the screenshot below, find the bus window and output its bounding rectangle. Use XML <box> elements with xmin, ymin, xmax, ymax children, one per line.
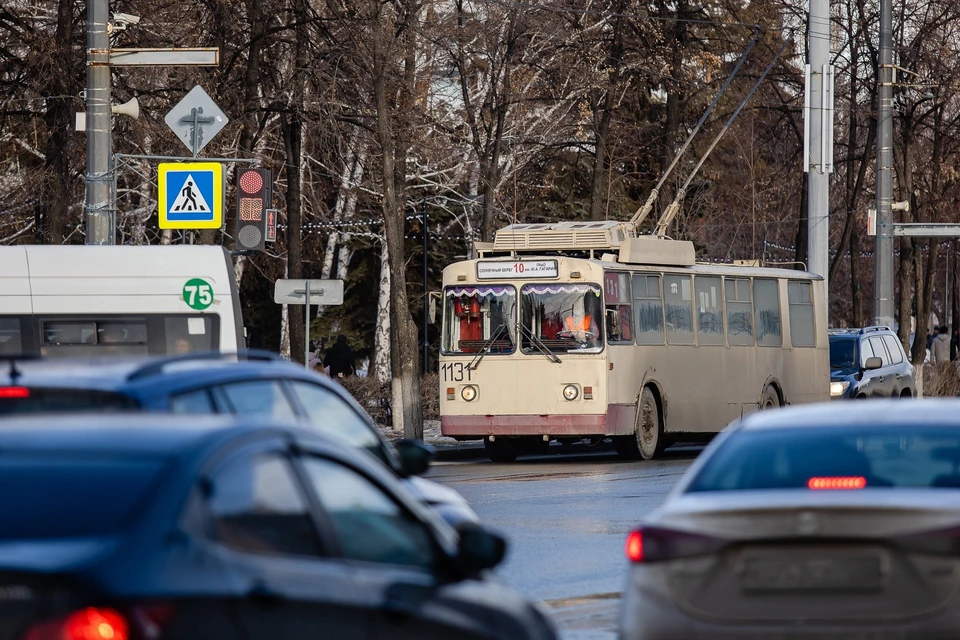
<box><xmin>521</xmin><ymin>284</ymin><xmax>602</xmax><ymax>353</ymax></box>
<box><xmin>0</xmin><ymin>319</ymin><xmax>23</xmax><ymax>355</ymax></box>
<box><xmin>165</xmin><ymin>317</ymin><xmax>216</xmax><ymax>354</ymax></box>
<box><xmin>604</xmin><ymin>272</ymin><xmax>632</xmax><ymax>344</ymax></box>
<box><xmin>633</xmin><ymin>274</ymin><xmax>664</xmax><ymax>345</ymax></box>
<box><xmin>694</xmin><ymin>277</ymin><xmax>724</xmax><ymax>346</ymax></box>
<box><xmin>725</xmin><ymin>279</ymin><xmax>754</xmax><ymax>346</ymax></box>
<box><xmin>442</xmin><ymin>286</ymin><xmax>516</xmax><ymax>355</ymax></box>
<box><xmin>663</xmin><ymin>275</ymin><xmax>694</xmax><ymax>345</ymax></box>
<box><xmin>788</xmin><ymin>281</ymin><xmax>816</xmax><ymax>347</ymax></box>
<box><xmin>41</xmin><ymin>320</ymin><xmax>149</xmax><ymax>357</ymax></box>
<box><xmin>753</xmin><ymin>279</ymin><xmax>782</xmax><ymax>347</ymax></box>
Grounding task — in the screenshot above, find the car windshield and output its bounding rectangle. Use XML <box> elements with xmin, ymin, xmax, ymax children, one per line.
<box><xmin>520</xmin><ymin>283</ymin><xmax>603</xmax><ymax>353</ymax></box>
<box><xmin>0</xmin><ymin>456</ymin><xmax>165</xmax><ymax>539</ymax></box>
<box><xmin>442</xmin><ymin>286</ymin><xmax>516</xmax><ymax>354</ymax></box>
<box><xmin>0</xmin><ymin>388</ymin><xmax>139</xmax><ymax>415</ymax></box>
<box><xmin>687</xmin><ymin>426</ymin><xmax>960</xmax><ymax>492</ymax></box>
<box><xmin>829</xmin><ymin>338</ymin><xmax>857</xmax><ymax>369</ymax></box>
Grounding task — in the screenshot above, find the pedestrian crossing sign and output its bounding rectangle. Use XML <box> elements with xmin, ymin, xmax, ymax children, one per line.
<box><xmin>158</xmin><ymin>162</ymin><xmax>223</xmax><ymax>229</ymax></box>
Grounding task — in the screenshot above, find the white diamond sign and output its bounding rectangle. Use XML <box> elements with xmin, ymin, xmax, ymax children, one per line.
<box><xmin>164</xmin><ymin>86</ymin><xmax>229</xmax><ymax>156</ymax></box>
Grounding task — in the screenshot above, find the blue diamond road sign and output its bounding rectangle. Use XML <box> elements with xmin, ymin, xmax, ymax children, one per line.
<box><xmin>158</xmin><ymin>162</ymin><xmax>223</xmax><ymax>229</ymax></box>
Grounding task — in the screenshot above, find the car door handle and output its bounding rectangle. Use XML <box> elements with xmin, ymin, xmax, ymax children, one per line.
<box><xmin>877</xmin><ymin>376</ymin><xmax>885</xmax><ymax>381</ymax></box>
<box><xmin>248</xmin><ymin>582</ymin><xmax>283</xmax><ymax>606</ymax></box>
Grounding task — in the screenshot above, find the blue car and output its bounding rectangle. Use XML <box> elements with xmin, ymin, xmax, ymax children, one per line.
<box><xmin>829</xmin><ymin>327</ymin><xmax>916</xmax><ymax>400</ymax></box>
<box><xmin>0</xmin><ymin>413</ymin><xmax>556</xmax><ymax>639</ymax></box>
<box><xmin>0</xmin><ymin>351</ymin><xmax>479</xmax><ymax>527</ymax></box>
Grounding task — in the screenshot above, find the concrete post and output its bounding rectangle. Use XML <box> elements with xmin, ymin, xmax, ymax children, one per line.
<box><xmin>874</xmin><ymin>0</ymin><xmax>895</xmax><ymax>326</ymax></box>
<box><xmin>85</xmin><ymin>0</ymin><xmax>114</xmax><ymax>244</ymax></box>
<box><xmin>807</xmin><ymin>0</ymin><xmax>832</xmax><ymax>322</ymax></box>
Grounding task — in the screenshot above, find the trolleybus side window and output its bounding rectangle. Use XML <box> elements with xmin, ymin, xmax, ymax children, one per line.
<box><xmin>603</xmin><ymin>272</ymin><xmax>633</xmax><ymax>344</ymax></box>
<box><xmin>694</xmin><ymin>277</ymin><xmax>724</xmax><ymax>346</ymax></box>
<box><xmin>663</xmin><ymin>275</ymin><xmax>694</xmax><ymax>345</ymax></box>
<box><xmin>441</xmin><ymin>285</ymin><xmax>516</xmax><ymax>355</ymax></box>
<box><xmin>521</xmin><ymin>283</ymin><xmax>602</xmax><ymax>353</ymax></box>
<box><xmin>632</xmin><ymin>274</ymin><xmax>664</xmax><ymax>345</ymax></box>
<box><xmin>725</xmin><ymin>278</ymin><xmax>754</xmax><ymax>346</ymax></box>
<box><xmin>753</xmin><ymin>279</ymin><xmax>782</xmax><ymax>347</ymax></box>
<box><xmin>788</xmin><ymin>281</ymin><xmax>816</xmax><ymax>347</ymax></box>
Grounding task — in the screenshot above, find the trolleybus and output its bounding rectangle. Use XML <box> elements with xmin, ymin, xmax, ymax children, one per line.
<box><xmin>439</xmin><ymin>222</ymin><xmax>829</xmax><ymax>462</ymax></box>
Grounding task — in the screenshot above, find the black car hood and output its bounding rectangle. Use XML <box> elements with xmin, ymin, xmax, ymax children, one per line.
<box><xmin>831</xmin><ymin>367</ymin><xmax>857</xmax><ymax>379</ymax></box>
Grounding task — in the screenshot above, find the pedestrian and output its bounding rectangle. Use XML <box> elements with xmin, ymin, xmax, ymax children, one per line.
<box><xmin>308</xmin><ymin>351</ymin><xmax>327</xmax><ymax>376</ymax></box>
<box><xmin>932</xmin><ymin>325</ymin><xmax>951</xmax><ymax>364</ymax></box>
<box><xmin>323</xmin><ymin>334</ymin><xmax>356</xmax><ymax>378</ymax></box>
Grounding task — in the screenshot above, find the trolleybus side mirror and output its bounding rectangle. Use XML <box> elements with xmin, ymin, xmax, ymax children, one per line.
<box><xmin>864</xmin><ymin>356</ymin><xmax>883</xmax><ymax>371</ymax></box>
<box><xmin>428</xmin><ymin>291</ymin><xmax>441</xmax><ymax>324</ymax></box>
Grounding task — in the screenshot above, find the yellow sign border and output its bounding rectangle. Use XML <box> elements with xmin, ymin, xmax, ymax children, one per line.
<box><xmin>158</xmin><ymin>162</ymin><xmax>223</xmax><ymax>229</ymax></box>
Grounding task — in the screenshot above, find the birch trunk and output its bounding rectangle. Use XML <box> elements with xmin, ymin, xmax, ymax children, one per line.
<box><xmin>374</xmin><ymin>235</ymin><xmax>392</xmax><ymax>382</ymax></box>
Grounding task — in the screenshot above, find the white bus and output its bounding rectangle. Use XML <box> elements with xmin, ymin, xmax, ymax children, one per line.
<box><xmin>439</xmin><ymin>223</ymin><xmax>829</xmax><ymax>462</ymax></box>
<box><xmin>0</xmin><ymin>245</ymin><xmax>244</xmax><ymax>358</ymax></box>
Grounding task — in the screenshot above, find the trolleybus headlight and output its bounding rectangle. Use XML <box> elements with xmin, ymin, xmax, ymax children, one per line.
<box><xmin>461</xmin><ymin>385</ymin><xmax>478</xmax><ymax>402</ymax></box>
<box><xmin>830</xmin><ymin>381</ymin><xmax>850</xmax><ymax>397</ymax></box>
<box><xmin>563</xmin><ymin>384</ymin><xmax>580</xmax><ymax>401</ymax></box>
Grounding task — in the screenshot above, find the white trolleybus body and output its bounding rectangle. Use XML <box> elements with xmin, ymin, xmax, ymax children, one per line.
<box><xmin>439</xmin><ymin>222</ymin><xmax>829</xmax><ymax>462</ymax></box>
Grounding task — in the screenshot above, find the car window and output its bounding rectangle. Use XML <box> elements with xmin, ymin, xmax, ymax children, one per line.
<box><xmin>860</xmin><ymin>338</ymin><xmax>875</xmax><ymax>367</ymax></box>
<box><xmin>687</xmin><ymin>426</ymin><xmax>960</xmax><ymax>491</ymax></box>
<box><xmin>869</xmin><ymin>337</ymin><xmax>890</xmax><ymax>366</ymax></box>
<box><xmin>287</xmin><ymin>381</ymin><xmax>384</xmax><ymax>459</ymax></box>
<box><xmin>208</xmin><ymin>451</ymin><xmax>322</xmax><ymax>557</ymax></box>
<box><xmin>170</xmin><ymin>389</ymin><xmax>217</xmax><ymax>414</ymax></box>
<box><xmin>301</xmin><ymin>456</ymin><xmax>435</xmax><ymax>569</ymax></box>
<box><xmin>882</xmin><ymin>335</ymin><xmax>905</xmax><ymax>364</ymax></box>
<box><xmin>219</xmin><ymin>381</ymin><xmax>296</xmax><ymax>419</ymax></box>
<box><xmin>829</xmin><ymin>339</ymin><xmax>857</xmax><ymax>370</ymax></box>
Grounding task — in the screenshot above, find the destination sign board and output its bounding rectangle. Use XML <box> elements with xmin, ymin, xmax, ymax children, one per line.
<box><xmin>477</xmin><ymin>260</ymin><xmax>559</xmax><ymax>280</ymax></box>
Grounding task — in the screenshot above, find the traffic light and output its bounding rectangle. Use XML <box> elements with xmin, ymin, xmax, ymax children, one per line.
<box><xmin>235</xmin><ymin>167</ymin><xmax>272</xmax><ymax>251</ymax></box>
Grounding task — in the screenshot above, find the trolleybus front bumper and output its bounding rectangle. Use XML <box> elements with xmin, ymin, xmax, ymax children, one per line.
<box><xmin>441</xmin><ymin>413</ymin><xmax>608</xmax><ymax>437</ymax></box>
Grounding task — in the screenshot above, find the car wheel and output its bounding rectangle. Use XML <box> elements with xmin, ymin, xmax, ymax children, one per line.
<box><xmin>484</xmin><ymin>437</ymin><xmax>518</xmax><ymax>463</ymax></box>
<box><xmin>615</xmin><ymin>387</ymin><xmax>663</xmax><ymax>461</ymax></box>
<box><xmin>761</xmin><ymin>385</ymin><xmax>780</xmax><ymax>410</ymax></box>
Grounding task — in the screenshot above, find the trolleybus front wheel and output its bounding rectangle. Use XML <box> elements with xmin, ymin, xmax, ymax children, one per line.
<box><xmin>614</xmin><ymin>387</ymin><xmax>664</xmax><ymax>461</ymax></box>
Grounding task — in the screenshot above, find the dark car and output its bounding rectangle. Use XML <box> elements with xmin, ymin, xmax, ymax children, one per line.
<box><xmin>829</xmin><ymin>326</ymin><xmax>915</xmax><ymax>399</ymax></box>
<box><xmin>0</xmin><ymin>414</ymin><xmax>556</xmax><ymax>640</ymax></box>
<box><xmin>0</xmin><ymin>351</ymin><xmax>478</xmax><ymax>526</ymax></box>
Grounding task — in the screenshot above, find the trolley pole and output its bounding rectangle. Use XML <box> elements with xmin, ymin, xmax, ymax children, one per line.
<box><xmin>85</xmin><ymin>0</ymin><xmax>115</xmax><ymax>245</ymax></box>
<box><xmin>806</xmin><ymin>0</ymin><xmax>832</xmax><ymax>321</ymax></box>
<box><xmin>874</xmin><ymin>0</ymin><xmax>896</xmax><ymax>326</ymax></box>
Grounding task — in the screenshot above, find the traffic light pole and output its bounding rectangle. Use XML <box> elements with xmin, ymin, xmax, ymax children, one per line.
<box><xmin>85</xmin><ymin>0</ymin><xmax>114</xmax><ymax>245</ymax></box>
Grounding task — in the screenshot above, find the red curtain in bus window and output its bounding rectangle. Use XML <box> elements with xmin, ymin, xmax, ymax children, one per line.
<box><xmin>458</xmin><ymin>296</ymin><xmax>482</xmax><ymax>349</ymax></box>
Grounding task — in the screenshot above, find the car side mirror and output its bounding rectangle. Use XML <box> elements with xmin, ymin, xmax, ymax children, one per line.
<box><xmin>456</xmin><ymin>525</ymin><xmax>507</xmax><ymax>573</ymax></box>
<box><xmin>864</xmin><ymin>356</ymin><xmax>883</xmax><ymax>371</ymax></box>
<box><xmin>394</xmin><ymin>439</ymin><xmax>434</xmax><ymax>477</ymax></box>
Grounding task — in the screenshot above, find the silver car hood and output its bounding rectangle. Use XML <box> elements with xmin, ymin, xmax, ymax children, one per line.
<box><xmin>402</xmin><ymin>475</ymin><xmax>480</xmax><ymax>526</ymax></box>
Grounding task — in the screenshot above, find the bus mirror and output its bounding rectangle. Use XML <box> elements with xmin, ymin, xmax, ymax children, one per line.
<box><xmin>428</xmin><ymin>291</ymin><xmax>441</xmax><ymax>324</ymax></box>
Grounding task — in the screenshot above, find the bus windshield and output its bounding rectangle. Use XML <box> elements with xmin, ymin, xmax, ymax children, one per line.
<box><xmin>442</xmin><ymin>286</ymin><xmax>517</xmax><ymax>354</ymax></box>
<box><xmin>521</xmin><ymin>283</ymin><xmax>602</xmax><ymax>353</ymax></box>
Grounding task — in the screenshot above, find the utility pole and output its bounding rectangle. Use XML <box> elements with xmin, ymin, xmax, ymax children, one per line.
<box><xmin>85</xmin><ymin>0</ymin><xmax>114</xmax><ymax>245</ymax></box>
<box><xmin>874</xmin><ymin>0</ymin><xmax>895</xmax><ymax>326</ymax></box>
<box><xmin>805</xmin><ymin>0</ymin><xmax>833</xmax><ymax>321</ymax></box>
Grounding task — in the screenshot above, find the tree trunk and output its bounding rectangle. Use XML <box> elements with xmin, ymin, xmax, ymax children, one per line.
<box><xmin>374</xmin><ymin>235</ymin><xmax>392</xmax><ymax>383</ymax></box>
<box><xmin>282</xmin><ymin>111</ymin><xmax>305</xmax><ymax>362</ymax></box>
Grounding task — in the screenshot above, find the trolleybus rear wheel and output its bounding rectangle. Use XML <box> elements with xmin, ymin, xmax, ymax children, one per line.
<box><xmin>484</xmin><ymin>437</ymin><xmax>519</xmax><ymax>463</ymax></box>
<box><xmin>761</xmin><ymin>385</ymin><xmax>780</xmax><ymax>410</ymax></box>
<box><xmin>614</xmin><ymin>387</ymin><xmax>664</xmax><ymax>461</ymax></box>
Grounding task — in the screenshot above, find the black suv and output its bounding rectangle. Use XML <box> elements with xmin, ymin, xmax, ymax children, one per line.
<box><xmin>829</xmin><ymin>326</ymin><xmax>916</xmax><ymax>399</ymax></box>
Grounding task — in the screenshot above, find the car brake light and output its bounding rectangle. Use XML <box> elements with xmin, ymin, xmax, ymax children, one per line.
<box><xmin>625</xmin><ymin>526</ymin><xmax>725</xmax><ymax>563</ymax></box>
<box><xmin>0</xmin><ymin>387</ymin><xmax>29</xmax><ymax>399</ymax></box>
<box><xmin>64</xmin><ymin>608</ymin><xmax>129</xmax><ymax>640</ymax></box>
<box><xmin>21</xmin><ymin>604</ymin><xmax>173</xmax><ymax>640</ymax></box>
<box><xmin>807</xmin><ymin>476</ymin><xmax>867</xmax><ymax>490</ymax></box>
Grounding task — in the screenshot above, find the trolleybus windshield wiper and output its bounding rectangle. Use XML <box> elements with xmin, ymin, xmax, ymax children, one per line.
<box><xmin>520</xmin><ymin>324</ymin><xmax>562</xmax><ymax>364</ymax></box>
<box><xmin>467</xmin><ymin>324</ymin><xmax>507</xmax><ymax>371</ymax></box>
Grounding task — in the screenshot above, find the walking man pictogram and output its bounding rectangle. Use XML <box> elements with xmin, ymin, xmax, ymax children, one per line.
<box><xmin>175</xmin><ymin>180</ymin><xmax>199</xmax><ymax>212</ymax></box>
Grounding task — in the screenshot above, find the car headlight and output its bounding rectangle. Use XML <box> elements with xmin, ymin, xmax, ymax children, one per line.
<box><xmin>563</xmin><ymin>384</ymin><xmax>579</xmax><ymax>401</ymax></box>
<box><xmin>830</xmin><ymin>381</ymin><xmax>850</xmax><ymax>397</ymax></box>
<box><xmin>461</xmin><ymin>385</ymin><xmax>478</xmax><ymax>402</ymax></box>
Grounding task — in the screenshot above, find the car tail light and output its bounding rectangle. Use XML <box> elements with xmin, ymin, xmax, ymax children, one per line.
<box><xmin>0</xmin><ymin>387</ymin><xmax>29</xmax><ymax>399</ymax></box>
<box><xmin>21</xmin><ymin>604</ymin><xmax>174</xmax><ymax>640</ymax></box>
<box><xmin>625</xmin><ymin>526</ymin><xmax>726</xmax><ymax>563</ymax></box>
<box><xmin>807</xmin><ymin>476</ymin><xmax>867</xmax><ymax>490</ymax></box>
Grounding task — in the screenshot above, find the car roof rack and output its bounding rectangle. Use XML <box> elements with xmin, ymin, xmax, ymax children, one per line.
<box><xmin>859</xmin><ymin>326</ymin><xmax>891</xmax><ymax>334</ymax></box>
<box><xmin>126</xmin><ymin>349</ymin><xmax>284</xmax><ymax>382</ymax></box>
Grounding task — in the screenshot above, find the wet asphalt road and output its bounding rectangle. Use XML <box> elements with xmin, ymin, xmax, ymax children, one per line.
<box><xmin>425</xmin><ymin>445</ymin><xmax>702</xmax><ymax>639</ymax></box>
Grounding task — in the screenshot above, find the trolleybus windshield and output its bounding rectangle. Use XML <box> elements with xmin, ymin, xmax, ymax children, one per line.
<box><xmin>442</xmin><ymin>285</ymin><xmax>517</xmax><ymax>354</ymax></box>
<box><xmin>520</xmin><ymin>283</ymin><xmax>603</xmax><ymax>353</ymax></box>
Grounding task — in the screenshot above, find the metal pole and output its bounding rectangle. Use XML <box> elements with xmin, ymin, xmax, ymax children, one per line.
<box><xmin>807</xmin><ymin>0</ymin><xmax>831</xmax><ymax>322</ymax></box>
<box><xmin>304</xmin><ymin>280</ymin><xmax>311</xmax><ymax>369</ymax></box>
<box><xmin>422</xmin><ymin>201</ymin><xmax>429</xmax><ymax>375</ymax></box>
<box><xmin>85</xmin><ymin>0</ymin><xmax>114</xmax><ymax>245</ymax></box>
<box><xmin>874</xmin><ymin>0</ymin><xmax>896</xmax><ymax>326</ymax></box>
